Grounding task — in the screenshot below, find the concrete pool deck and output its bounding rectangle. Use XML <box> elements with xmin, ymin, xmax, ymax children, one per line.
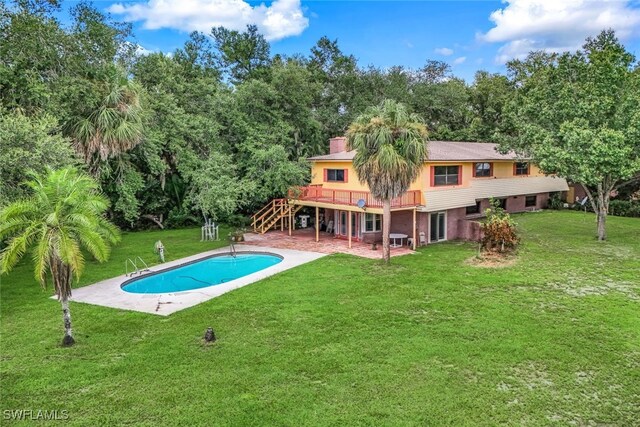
<box><xmin>64</xmin><ymin>245</ymin><xmax>326</xmax><ymax>316</ymax></box>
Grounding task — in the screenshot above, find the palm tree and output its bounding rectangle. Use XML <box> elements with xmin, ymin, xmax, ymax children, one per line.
<box><xmin>0</xmin><ymin>167</ymin><xmax>121</xmax><ymax>346</ymax></box>
<box><xmin>65</xmin><ymin>66</ymin><xmax>144</xmax><ymax>176</ymax></box>
<box><xmin>346</xmin><ymin>100</ymin><xmax>428</xmax><ymax>263</ymax></box>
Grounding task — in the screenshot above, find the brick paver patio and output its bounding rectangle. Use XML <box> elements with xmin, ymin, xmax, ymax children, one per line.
<box><xmin>241</xmin><ymin>228</ymin><xmax>415</xmax><ymax>259</ymax></box>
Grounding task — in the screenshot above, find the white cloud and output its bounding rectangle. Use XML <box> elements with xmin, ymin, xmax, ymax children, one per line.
<box><xmin>434</xmin><ymin>47</ymin><xmax>454</xmax><ymax>56</ymax></box>
<box><xmin>452</xmin><ymin>56</ymin><xmax>466</xmax><ymax>65</ymax></box>
<box><xmin>108</xmin><ymin>0</ymin><xmax>309</xmax><ymax>41</ymax></box>
<box><xmin>479</xmin><ymin>0</ymin><xmax>640</xmax><ymax>63</ymax></box>
<box><xmin>135</xmin><ymin>44</ymin><xmax>155</xmax><ymax>56</ymax></box>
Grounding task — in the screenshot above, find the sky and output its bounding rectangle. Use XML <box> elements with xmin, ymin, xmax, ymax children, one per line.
<box><xmin>63</xmin><ymin>0</ymin><xmax>640</xmax><ymax>81</ymax></box>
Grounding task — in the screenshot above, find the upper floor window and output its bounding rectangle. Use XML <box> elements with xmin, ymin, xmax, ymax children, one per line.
<box><xmin>474</xmin><ymin>162</ymin><xmax>492</xmax><ymax>178</ymax></box>
<box><xmin>514</xmin><ymin>162</ymin><xmax>529</xmax><ymax>176</ymax></box>
<box><xmin>432</xmin><ymin>165</ymin><xmax>460</xmax><ymax>186</ymax></box>
<box><xmin>325</xmin><ymin>169</ymin><xmax>347</xmax><ymax>182</ymax></box>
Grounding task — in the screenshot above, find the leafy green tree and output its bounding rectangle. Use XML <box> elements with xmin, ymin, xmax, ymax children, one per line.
<box><xmin>468</xmin><ymin>71</ymin><xmax>513</xmax><ymax>141</ymax></box>
<box><xmin>0</xmin><ymin>167</ymin><xmax>120</xmax><ymax>346</ymax></box>
<box><xmin>0</xmin><ymin>0</ymin><xmax>67</xmax><ymax>114</ymax></box>
<box><xmin>184</xmin><ymin>152</ymin><xmax>253</xmax><ymax>221</ymax></box>
<box><xmin>412</xmin><ymin>75</ymin><xmax>471</xmax><ymax>140</ymax></box>
<box><xmin>269</xmin><ymin>57</ymin><xmax>324</xmax><ymax>158</ymax></box>
<box><xmin>211</xmin><ymin>24</ymin><xmax>270</xmax><ymax>84</ymax></box>
<box><xmin>243</xmin><ymin>145</ymin><xmax>309</xmax><ymax>209</ymax></box>
<box><xmin>502</xmin><ymin>30</ymin><xmax>640</xmax><ymax>240</ymax></box>
<box><xmin>0</xmin><ymin>111</ymin><xmax>76</xmax><ymax>205</ymax></box>
<box><xmin>347</xmin><ymin>100</ymin><xmax>428</xmax><ymax>263</ymax></box>
<box><xmin>131</xmin><ymin>50</ymin><xmax>222</xmax><ymax>228</ymax></box>
<box><xmin>308</xmin><ymin>36</ymin><xmax>360</xmax><ymax>137</ymax></box>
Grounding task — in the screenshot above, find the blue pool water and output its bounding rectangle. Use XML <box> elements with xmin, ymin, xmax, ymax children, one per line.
<box><xmin>121</xmin><ymin>253</ymin><xmax>282</xmax><ymax>294</ymax></box>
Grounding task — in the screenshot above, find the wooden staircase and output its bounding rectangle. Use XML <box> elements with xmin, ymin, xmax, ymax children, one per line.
<box><xmin>251</xmin><ymin>199</ymin><xmax>302</xmax><ymax>234</ymax></box>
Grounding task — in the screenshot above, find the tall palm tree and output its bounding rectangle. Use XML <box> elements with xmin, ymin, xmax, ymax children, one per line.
<box><xmin>65</xmin><ymin>66</ymin><xmax>144</xmax><ymax>176</ymax></box>
<box><xmin>346</xmin><ymin>100</ymin><xmax>428</xmax><ymax>263</ymax></box>
<box><xmin>0</xmin><ymin>167</ymin><xmax>121</xmax><ymax>346</ymax></box>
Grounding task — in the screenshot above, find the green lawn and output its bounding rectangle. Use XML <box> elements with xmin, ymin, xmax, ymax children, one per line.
<box><xmin>1</xmin><ymin>212</ymin><xmax>639</xmax><ymax>426</ymax></box>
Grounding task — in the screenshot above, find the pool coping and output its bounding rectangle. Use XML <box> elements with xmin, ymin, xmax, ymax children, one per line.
<box><xmin>62</xmin><ymin>245</ymin><xmax>326</xmax><ymax>316</ymax></box>
<box><xmin>120</xmin><ymin>251</ymin><xmax>284</xmax><ymax>293</ymax></box>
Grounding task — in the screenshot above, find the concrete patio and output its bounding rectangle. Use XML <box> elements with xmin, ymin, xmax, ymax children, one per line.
<box><xmin>241</xmin><ymin>228</ymin><xmax>415</xmax><ymax>259</ymax></box>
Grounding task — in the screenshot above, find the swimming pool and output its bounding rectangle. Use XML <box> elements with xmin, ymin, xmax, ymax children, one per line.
<box><xmin>121</xmin><ymin>252</ymin><xmax>282</xmax><ymax>294</ymax></box>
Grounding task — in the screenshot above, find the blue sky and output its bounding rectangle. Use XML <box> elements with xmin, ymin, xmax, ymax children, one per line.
<box><xmin>63</xmin><ymin>1</ymin><xmax>640</xmax><ymax>81</ymax></box>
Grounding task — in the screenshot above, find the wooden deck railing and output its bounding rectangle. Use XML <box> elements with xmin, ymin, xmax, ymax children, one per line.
<box><xmin>288</xmin><ymin>186</ymin><xmax>421</xmax><ymax>208</ymax></box>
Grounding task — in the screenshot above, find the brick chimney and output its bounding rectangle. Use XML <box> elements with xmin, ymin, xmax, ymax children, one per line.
<box><xmin>329</xmin><ymin>136</ymin><xmax>347</xmax><ymax>154</ymax></box>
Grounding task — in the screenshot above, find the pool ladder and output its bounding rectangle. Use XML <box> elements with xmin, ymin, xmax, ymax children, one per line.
<box><xmin>125</xmin><ymin>257</ymin><xmax>151</xmax><ymax>277</ymax></box>
<box><xmin>229</xmin><ymin>241</ymin><xmax>237</xmax><ymax>258</ymax></box>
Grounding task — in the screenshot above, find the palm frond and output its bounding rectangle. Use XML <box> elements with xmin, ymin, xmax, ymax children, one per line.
<box><xmin>0</xmin><ymin>167</ymin><xmax>120</xmax><ymax>288</ymax></box>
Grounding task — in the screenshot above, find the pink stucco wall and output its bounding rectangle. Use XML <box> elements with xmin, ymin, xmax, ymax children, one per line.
<box><xmin>321</xmin><ymin>191</ymin><xmax>551</xmax><ymax>246</ymax></box>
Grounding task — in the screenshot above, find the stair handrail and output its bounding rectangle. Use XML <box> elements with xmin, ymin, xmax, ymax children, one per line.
<box><xmin>259</xmin><ymin>201</ymin><xmax>288</xmax><ymax>233</ymax></box>
<box><xmin>251</xmin><ymin>198</ymin><xmax>285</xmax><ymax>229</ymax></box>
<box><xmin>251</xmin><ymin>203</ymin><xmax>272</xmax><ymax>226</ymax></box>
<box><xmin>251</xmin><ymin>198</ymin><xmax>283</xmax><ymax>223</ymax></box>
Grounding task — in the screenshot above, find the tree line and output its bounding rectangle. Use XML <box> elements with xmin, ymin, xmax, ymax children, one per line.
<box><xmin>1</xmin><ymin>2</ymin><xmax>638</xmax><ymax>237</ymax></box>
<box><xmin>0</xmin><ymin>1</ymin><xmax>513</xmax><ymax>229</ymax></box>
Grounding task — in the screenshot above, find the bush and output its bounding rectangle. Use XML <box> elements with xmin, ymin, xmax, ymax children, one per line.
<box><xmin>547</xmin><ymin>192</ymin><xmax>564</xmax><ymax>210</ymax></box>
<box><xmin>480</xmin><ymin>198</ymin><xmax>520</xmax><ymax>253</ymax></box>
<box><xmin>165</xmin><ymin>208</ymin><xmax>199</xmax><ymax>228</ymax></box>
<box><xmin>609</xmin><ymin>199</ymin><xmax>640</xmax><ymax>218</ymax></box>
<box><xmin>227</xmin><ymin>213</ymin><xmax>251</xmax><ymax>228</ymax></box>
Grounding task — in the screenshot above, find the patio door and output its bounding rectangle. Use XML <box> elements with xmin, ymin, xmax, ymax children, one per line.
<box><xmin>337</xmin><ymin>211</ymin><xmax>359</xmax><ymax>239</ymax></box>
<box><xmin>429</xmin><ymin>211</ymin><xmax>446</xmax><ymax>242</ymax></box>
<box><xmin>339</xmin><ymin>211</ymin><xmax>347</xmax><ymax>235</ymax></box>
<box><xmin>351</xmin><ymin>212</ymin><xmax>358</xmax><ymax>238</ymax></box>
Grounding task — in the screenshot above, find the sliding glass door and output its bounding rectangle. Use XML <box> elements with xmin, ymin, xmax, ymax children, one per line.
<box><xmin>429</xmin><ymin>211</ymin><xmax>446</xmax><ymax>242</ymax></box>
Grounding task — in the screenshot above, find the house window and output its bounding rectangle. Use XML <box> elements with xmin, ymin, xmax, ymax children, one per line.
<box><xmin>432</xmin><ymin>166</ymin><xmax>460</xmax><ymax>186</ymax></box>
<box><xmin>497</xmin><ymin>198</ymin><xmax>507</xmax><ymax>210</ymax></box>
<box><xmin>326</xmin><ymin>169</ymin><xmax>346</xmax><ymax>182</ymax></box>
<box><xmin>474</xmin><ymin>162</ymin><xmax>492</xmax><ymax>177</ymax></box>
<box><xmin>525</xmin><ymin>195</ymin><xmax>537</xmax><ymax>207</ymax></box>
<box><xmin>514</xmin><ymin>162</ymin><xmax>529</xmax><ymax>176</ymax></box>
<box><xmin>364</xmin><ymin>213</ymin><xmax>381</xmax><ymax>232</ymax></box>
<box><xmin>466</xmin><ymin>201</ymin><xmax>481</xmax><ymax>215</ymax></box>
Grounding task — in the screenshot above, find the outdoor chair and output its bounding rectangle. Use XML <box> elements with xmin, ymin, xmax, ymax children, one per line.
<box><xmin>326</xmin><ymin>220</ymin><xmax>334</xmax><ymax>234</ymax></box>
<box><xmin>419</xmin><ymin>232</ymin><xmax>426</xmax><ymax>246</ymax></box>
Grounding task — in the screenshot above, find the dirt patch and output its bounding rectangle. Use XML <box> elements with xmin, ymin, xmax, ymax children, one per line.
<box><xmin>547</xmin><ymin>278</ymin><xmax>640</xmax><ymax>301</ymax></box>
<box><xmin>466</xmin><ymin>252</ymin><xmax>517</xmax><ymax>268</ymax></box>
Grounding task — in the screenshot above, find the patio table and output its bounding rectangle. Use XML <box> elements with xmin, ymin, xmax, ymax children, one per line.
<box><xmin>389</xmin><ymin>233</ymin><xmax>408</xmax><ymax>248</ymax></box>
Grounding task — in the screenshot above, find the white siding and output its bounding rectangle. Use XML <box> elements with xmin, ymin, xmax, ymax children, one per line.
<box><xmin>420</xmin><ymin>177</ymin><xmax>569</xmax><ymax>212</ymax></box>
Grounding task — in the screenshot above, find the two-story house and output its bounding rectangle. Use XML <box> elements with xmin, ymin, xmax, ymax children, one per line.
<box><xmin>252</xmin><ymin>137</ymin><xmax>569</xmax><ymax>248</ymax></box>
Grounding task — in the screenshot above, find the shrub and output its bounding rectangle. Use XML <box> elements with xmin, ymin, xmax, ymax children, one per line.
<box><xmin>609</xmin><ymin>199</ymin><xmax>640</xmax><ymax>218</ymax></box>
<box><xmin>480</xmin><ymin>198</ymin><xmax>520</xmax><ymax>253</ymax></box>
<box><xmin>165</xmin><ymin>208</ymin><xmax>199</xmax><ymax>228</ymax></box>
<box><xmin>227</xmin><ymin>213</ymin><xmax>251</xmax><ymax>228</ymax></box>
<box><xmin>547</xmin><ymin>192</ymin><xmax>564</xmax><ymax>210</ymax></box>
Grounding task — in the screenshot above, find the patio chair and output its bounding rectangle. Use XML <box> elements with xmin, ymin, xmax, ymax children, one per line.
<box><xmin>419</xmin><ymin>232</ymin><xmax>426</xmax><ymax>246</ymax></box>
<box><xmin>326</xmin><ymin>220</ymin><xmax>334</xmax><ymax>234</ymax></box>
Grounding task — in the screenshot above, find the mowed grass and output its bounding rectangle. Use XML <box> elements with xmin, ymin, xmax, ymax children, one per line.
<box><xmin>1</xmin><ymin>212</ymin><xmax>639</xmax><ymax>426</ymax></box>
